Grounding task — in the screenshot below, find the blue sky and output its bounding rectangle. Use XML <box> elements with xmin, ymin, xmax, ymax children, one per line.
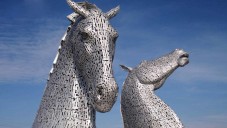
<box><xmin>0</xmin><ymin>0</ymin><xmax>227</xmax><ymax>128</ymax></box>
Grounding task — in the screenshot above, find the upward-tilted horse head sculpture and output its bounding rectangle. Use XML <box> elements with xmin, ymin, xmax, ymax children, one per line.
<box><xmin>33</xmin><ymin>1</ymin><xmax>119</xmax><ymax>127</ymax></box>
<box><xmin>121</xmin><ymin>49</ymin><xmax>189</xmax><ymax>128</ymax></box>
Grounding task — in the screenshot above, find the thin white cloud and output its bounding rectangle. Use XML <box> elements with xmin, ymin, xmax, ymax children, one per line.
<box><xmin>206</xmin><ymin>114</ymin><xmax>227</xmax><ymax>122</ymax></box>
<box><xmin>0</xmin><ymin>18</ymin><xmax>68</xmax><ymax>84</ymax></box>
<box><xmin>185</xmin><ymin>114</ymin><xmax>227</xmax><ymax>128</ymax></box>
<box><xmin>172</xmin><ymin>62</ymin><xmax>227</xmax><ymax>84</ymax></box>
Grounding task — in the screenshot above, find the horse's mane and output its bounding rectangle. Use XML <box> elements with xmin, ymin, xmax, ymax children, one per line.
<box><xmin>49</xmin><ymin>2</ymin><xmax>97</xmax><ymax>77</ymax></box>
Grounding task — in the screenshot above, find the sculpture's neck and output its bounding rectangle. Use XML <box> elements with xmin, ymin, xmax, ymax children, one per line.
<box><xmin>33</xmin><ymin>26</ymin><xmax>96</xmax><ymax>128</ymax></box>
<box><xmin>145</xmin><ymin>90</ymin><xmax>184</xmax><ymax>127</ymax></box>
<box><xmin>135</xmin><ymin>78</ymin><xmax>183</xmax><ymax>127</ymax></box>
<box><xmin>71</xmin><ymin>69</ymin><xmax>96</xmax><ymax>127</ymax></box>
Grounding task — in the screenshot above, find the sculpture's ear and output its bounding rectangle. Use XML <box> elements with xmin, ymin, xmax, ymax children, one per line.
<box><xmin>67</xmin><ymin>12</ymin><xmax>80</xmax><ymax>23</ymax></box>
<box><xmin>66</xmin><ymin>0</ymin><xmax>90</xmax><ymax>18</ymax></box>
<box><xmin>120</xmin><ymin>65</ymin><xmax>132</xmax><ymax>72</ymax></box>
<box><xmin>106</xmin><ymin>6</ymin><xmax>120</xmax><ymax>19</ymax></box>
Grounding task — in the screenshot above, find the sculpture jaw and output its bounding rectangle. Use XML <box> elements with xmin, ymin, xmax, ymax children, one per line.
<box><xmin>92</xmin><ymin>79</ymin><xmax>118</xmax><ymax>112</ymax></box>
<box><xmin>77</xmin><ymin>60</ymin><xmax>118</xmax><ymax>113</ymax></box>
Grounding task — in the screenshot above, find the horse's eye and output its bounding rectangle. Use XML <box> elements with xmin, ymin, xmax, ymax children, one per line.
<box><xmin>80</xmin><ymin>32</ymin><xmax>89</xmax><ymax>40</ymax></box>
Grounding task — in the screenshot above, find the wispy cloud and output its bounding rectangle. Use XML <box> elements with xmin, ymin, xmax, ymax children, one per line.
<box><xmin>185</xmin><ymin>114</ymin><xmax>227</xmax><ymax>128</ymax></box>
<box><xmin>173</xmin><ymin>63</ymin><xmax>227</xmax><ymax>84</ymax></box>
<box><xmin>0</xmin><ymin>18</ymin><xmax>68</xmax><ymax>84</ymax></box>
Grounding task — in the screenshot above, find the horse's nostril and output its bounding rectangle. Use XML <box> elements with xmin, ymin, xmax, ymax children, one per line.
<box><xmin>180</xmin><ymin>53</ymin><xmax>189</xmax><ymax>58</ymax></box>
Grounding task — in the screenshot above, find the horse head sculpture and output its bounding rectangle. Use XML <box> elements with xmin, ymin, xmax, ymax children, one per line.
<box><xmin>67</xmin><ymin>0</ymin><xmax>119</xmax><ymax>112</ymax></box>
<box><xmin>135</xmin><ymin>49</ymin><xmax>189</xmax><ymax>90</ymax></box>
<box><xmin>33</xmin><ymin>1</ymin><xmax>119</xmax><ymax>127</ymax></box>
<box><xmin>121</xmin><ymin>49</ymin><xmax>189</xmax><ymax>128</ymax></box>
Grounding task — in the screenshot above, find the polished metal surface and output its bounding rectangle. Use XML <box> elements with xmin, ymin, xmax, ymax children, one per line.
<box><xmin>121</xmin><ymin>49</ymin><xmax>189</xmax><ymax>128</ymax></box>
<box><xmin>33</xmin><ymin>1</ymin><xmax>120</xmax><ymax>127</ymax></box>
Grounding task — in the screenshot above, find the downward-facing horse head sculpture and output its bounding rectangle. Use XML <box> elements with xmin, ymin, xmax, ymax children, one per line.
<box><xmin>33</xmin><ymin>1</ymin><xmax>119</xmax><ymax>127</ymax></box>
<box><xmin>121</xmin><ymin>49</ymin><xmax>189</xmax><ymax>128</ymax></box>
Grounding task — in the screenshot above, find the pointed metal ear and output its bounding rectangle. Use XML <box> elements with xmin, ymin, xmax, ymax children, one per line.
<box><xmin>66</xmin><ymin>0</ymin><xmax>90</xmax><ymax>18</ymax></box>
<box><xmin>67</xmin><ymin>12</ymin><xmax>80</xmax><ymax>23</ymax></box>
<box><xmin>106</xmin><ymin>6</ymin><xmax>120</xmax><ymax>19</ymax></box>
<box><xmin>120</xmin><ymin>64</ymin><xmax>132</xmax><ymax>72</ymax></box>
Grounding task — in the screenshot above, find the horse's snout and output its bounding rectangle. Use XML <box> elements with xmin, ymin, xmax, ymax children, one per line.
<box><xmin>175</xmin><ymin>49</ymin><xmax>189</xmax><ymax>67</ymax></box>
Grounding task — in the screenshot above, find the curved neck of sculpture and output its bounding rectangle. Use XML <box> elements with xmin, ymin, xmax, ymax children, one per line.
<box><xmin>142</xmin><ymin>83</ymin><xmax>183</xmax><ymax>127</ymax></box>
<box><xmin>121</xmin><ymin>74</ymin><xmax>183</xmax><ymax>128</ymax></box>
